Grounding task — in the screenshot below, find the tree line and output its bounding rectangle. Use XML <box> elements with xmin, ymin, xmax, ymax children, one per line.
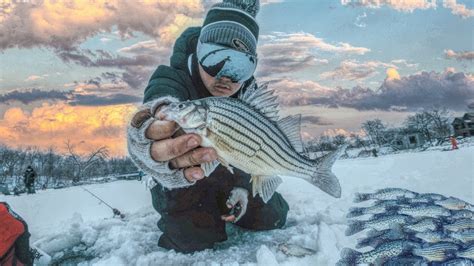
<box><xmin>0</xmin><ymin>142</ymin><xmax>137</xmax><ymax>187</ymax></box>
<box><xmin>307</xmin><ymin>107</ymin><xmax>453</xmax><ymax>153</ymax></box>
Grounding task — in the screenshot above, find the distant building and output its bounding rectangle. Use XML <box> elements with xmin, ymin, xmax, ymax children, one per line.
<box><xmin>387</xmin><ymin>127</ymin><xmax>426</xmax><ymax>150</ymax></box>
<box><xmin>452</xmin><ymin>113</ymin><xmax>474</xmax><ymax>137</ymax></box>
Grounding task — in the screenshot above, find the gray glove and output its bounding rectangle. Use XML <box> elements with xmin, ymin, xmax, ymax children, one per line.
<box><xmin>127</xmin><ymin>96</ymin><xmax>196</xmax><ymax>189</ymax></box>
<box><xmin>226</xmin><ymin>187</ymin><xmax>249</xmax><ymax>223</ymax></box>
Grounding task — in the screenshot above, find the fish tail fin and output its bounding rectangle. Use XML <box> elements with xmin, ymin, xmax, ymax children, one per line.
<box><xmin>366</xmin><ymin>229</ymin><xmax>385</xmax><ymax>238</ymax></box>
<box><xmin>353</xmin><ymin>193</ymin><xmax>371</xmax><ymax>203</ymax></box>
<box><xmin>346</xmin><ymin>207</ymin><xmax>364</xmax><ymax>218</ymax></box>
<box><xmin>356</xmin><ymin>229</ymin><xmax>390</xmax><ymax>248</ymax></box>
<box><xmin>345</xmin><ymin>220</ymin><xmax>365</xmax><ymax>236</ymax></box>
<box><xmin>310</xmin><ymin>145</ymin><xmax>347</xmax><ymax>198</ymax></box>
<box><xmin>355</xmin><ymin>240</ymin><xmax>368</xmax><ymax>249</ymax></box>
<box><xmin>356</xmin><ymin>237</ymin><xmax>376</xmax><ymax>249</ymax></box>
<box><xmin>339</xmin><ymin>248</ymin><xmax>361</xmax><ymax>264</ymax></box>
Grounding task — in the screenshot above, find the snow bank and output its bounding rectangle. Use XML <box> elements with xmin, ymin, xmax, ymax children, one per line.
<box><xmin>1</xmin><ymin>146</ymin><xmax>472</xmax><ymax>265</ymax></box>
<box><xmin>0</xmin><ymin>180</ymin><xmax>152</xmax><ymax>240</ymax></box>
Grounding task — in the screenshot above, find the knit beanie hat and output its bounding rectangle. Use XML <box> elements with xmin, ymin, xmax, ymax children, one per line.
<box><xmin>199</xmin><ymin>0</ymin><xmax>260</xmax><ymax>57</ymax></box>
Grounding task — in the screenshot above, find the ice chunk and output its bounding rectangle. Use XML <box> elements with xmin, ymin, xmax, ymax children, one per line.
<box><xmin>257</xmin><ymin>245</ymin><xmax>279</xmax><ymax>266</ymax></box>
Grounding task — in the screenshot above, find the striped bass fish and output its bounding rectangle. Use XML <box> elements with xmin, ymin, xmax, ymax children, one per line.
<box><xmin>451</xmin><ymin>209</ymin><xmax>474</xmax><ymax>220</ymax></box>
<box><xmin>353</xmin><ymin>188</ymin><xmax>418</xmax><ymax>203</ymax></box>
<box><xmin>456</xmin><ymin>244</ymin><xmax>474</xmax><ymax>260</ymax></box>
<box><xmin>445</xmin><ymin>218</ymin><xmax>474</xmax><ymax>232</ymax></box>
<box><xmin>346</xmin><ymin>200</ymin><xmax>401</xmax><ymax>218</ymax></box>
<box><xmin>450</xmin><ymin>229</ymin><xmax>474</xmax><ymax>243</ymax></box>
<box><xmin>412</xmin><ymin>242</ymin><xmax>460</xmax><ymax>262</ymax></box>
<box><xmin>159</xmin><ymin>83</ymin><xmax>343</xmax><ymax>202</ymax></box>
<box><xmin>345</xmin><ymin>214</ymin><xmax>413</xmax><ymax>236</ymax></box>
<box><xmin>395</xmin><ymin>204</ymin><xmax>451</xmax><ymax>218</ymax></box>
<box><xmin>356</xmin><ymin>228</ymin><xmax>406</xmax><ymax>249</ymax></box>
<box><xmin>415</xmin><ymin>230</ymin><xmax>450</xmax><ymax>243</ymax></box>
<box><xmin>435</xmin><ymin>197</ymin><xmax>471</xmax><ymax>210</ymax></box>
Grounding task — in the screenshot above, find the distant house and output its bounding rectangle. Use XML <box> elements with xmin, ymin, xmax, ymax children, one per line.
<box><xmin>452</xmin><ymin>113</ymin><xmax>474</xmax><ymax>137</ymax></box>
<box><xmin>387</xmin><ymin>127</ymin><xmax>426</xmax><ymax>150</ymax></box>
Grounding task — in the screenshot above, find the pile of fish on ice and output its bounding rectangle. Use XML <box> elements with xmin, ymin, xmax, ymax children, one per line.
<box><xmin>337</xmin><ymin>188</ymin><xmax>474</xmax><ymax>265</ymax></box>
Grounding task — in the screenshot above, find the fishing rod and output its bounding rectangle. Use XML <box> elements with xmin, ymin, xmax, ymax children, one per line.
<box><xmin>80</xmin><ymin>186</ymin><xmax>125</xmax><ymax>219</ymax></box>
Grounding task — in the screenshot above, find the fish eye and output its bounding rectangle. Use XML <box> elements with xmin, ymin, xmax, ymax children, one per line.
<box><xmin>178</xmin><ymin>103</ymin><xmax>185</xmax><ymax>109</ymax></box>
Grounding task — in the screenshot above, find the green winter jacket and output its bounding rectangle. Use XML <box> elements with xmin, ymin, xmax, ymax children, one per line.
<box><xmin>143</xmin><ymin>27</ymin><xmax>255</xmax><ymax>103</ymax></box>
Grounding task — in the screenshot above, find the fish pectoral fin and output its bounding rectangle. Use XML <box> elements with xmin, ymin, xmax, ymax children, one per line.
<box><xmin>251</xmin><ymin>175</ymin><xmax>283</xmax><ymax>203</ymax></box>
<box><xmin>201</xmin><ymin>160</ymin><xmax>220</xmax><ymax>177</ymax></box>
<box><xmin>218</xmin><ymin>156</ymin><xmax>234</xmax><ymax>174</ymax></box>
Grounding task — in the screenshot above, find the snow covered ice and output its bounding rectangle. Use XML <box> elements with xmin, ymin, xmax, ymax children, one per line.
<box><xmin>1</xmin><ymin>145</ymin><xmax>473</xmax><ymax>265</ymax></box>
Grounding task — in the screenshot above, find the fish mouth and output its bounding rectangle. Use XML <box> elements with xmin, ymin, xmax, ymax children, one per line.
<box><xmin>157</xmin><ymin>105</ymin><xmax>174</xmax><ymax>121</ymax></box>
<box><xmin>161</xmin><ymin>104</ymin><xmax>206</xmax><ymax>130</ymax></box>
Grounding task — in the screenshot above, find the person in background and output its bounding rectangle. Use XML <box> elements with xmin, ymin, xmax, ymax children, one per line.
<box><xmin>450</xmin><ymin>136</ymin><xmax>459</xmax><ymax>150</ymax></box>
<box><xmin>23</xmin><ymin>166</ymin><xmax>36</xmax><ymax>194</ymax></box>
<box><xmin>371</xmin><ymin>148</ymin><xmax>378</xmax><ymax>157</ymax></box>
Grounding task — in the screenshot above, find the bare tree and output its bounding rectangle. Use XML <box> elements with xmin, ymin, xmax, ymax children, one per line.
<box><xmin>65</xmin><ymin>140</ymin><xmax>109</xmax><ymax>183</ymax></box>
<box><xmin>333</xmin><ymin>134</ymin><xmax>347</xmax><ymax>146</ymax></box>
<box><xmin>405</xmin><ymin>112</ymin><xmax>433</xmax><ymax>144</ymax></box>
<box><xmin>350</xmin><ymin>133</ymin><xmax>368</xmax><ymax>151</ymax></box>
<box><xmin>426</xmin><ymin>107</ymin><xmax>451</xmax><ymax>143</ymax></box>
<box><xmin>42</xmin><ymin>146</ymin><xmax>57</xmax><ymax>187</ymax></box>
<box><xmin>2</xmin><ymin>149</ymin><xmax>20</xmax><ymax>179</ymax></box>
<box><xmin>0</xmin><ymin>144</ymin><xmax>137</xmax><ymax>190</ymax></box>
<box><xmin>362</xmin><ymin>119</ymin><xmax>386</xmax><ymax>147</ymax></box>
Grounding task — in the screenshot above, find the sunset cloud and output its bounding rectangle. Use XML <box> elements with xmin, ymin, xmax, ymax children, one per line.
<box><xmin>0</xmin><ymin>0</ymin><xmax>204</xmax><ymax>51</ymax></box>
<box><xmin>0</xmin><ymin>79</ymin><xmax>141</xmax><ymax>106</ymax></box>
<box><xmin>57</xmin><ymin>48</ymin><xmax>160</xmax><ymax>68</ymax></box>
<box><xmin>322</xmin><ymin>128</ymin><xmax>364</xmax><ymax>138</ymax></box>
<box><xmin>260</xmin><ymin>32</ymin><xmax>370</xmax><ymax>55</ymax></box>
<box><xmin>386</xmin><ymin>68</ymin><xmax>400</xmax><ymax>80</ymax></box>
<box><xmin>68</xmin><ymin>79</ymin><xmax>143</xmax><ymax>105</ymax></box>
<box><xmin>272</xmin><ymin>70</ymin><xmax>474</xmax><ymax>111</ymax></box>
<box><xmin>25</xmin><ymin>75</ymin><xmax>44</xmax><ymax>82</ymax></box>
<box><xmin>443</xmin><ymin>0</ymin><xmax>474</xmax><ymax>18</ymax></box>
<box><xmin>320</xmin><ymin>60</ymin><xmax>396</xmax><ymax>81</ymax></box>
<box><xmin>444</xmin><ymin>49</ymin><xmax>474</xmax><ymax>61</ymax></box>
<box><xmin>340</xmin><ymin>0</ymin><xmax>437</xmax><ymax>12</ymax></box>
<box><xmin>257</xmin><ymin>32</ymin><xmax>369</xmax><ymax>77</ymax></box>
<box><xmin>341</xmin><ymin>0</ymin><xmax>473</xmax><ymax>18</ymax></box>
<box><xmin>391</xmin><ymin>59</ymin><xmax>419</xmax><ymax>68</ymax></box>
<box><xmin>301</xmin><ymin>115</ymin><xmax>333</xmax><ymax>126</ymax></box>
<box><xmin>56</xmin><ymin>40</ymin><xmax>171</xmax><ymax>89</ymax></box>
<box><xmin>268</xmin><ymin>78</ymin><xmax>335</xmax><ymax>106</ymax></box>
<box><xmin>69</xmin><ymin>94</ymin><xmax>141</xmax><ymax>106</ymax></box>
<box><xmin>0</xmin><ymin>103</ymin><xmax>137</xmax><ymax>156</ymax></box>
<box><xmin>0</xmin><ymin>89</ymin><xmax>71</xmax><ymax>104</ymax></box>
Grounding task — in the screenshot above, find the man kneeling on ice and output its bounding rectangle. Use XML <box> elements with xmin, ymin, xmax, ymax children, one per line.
<box><xmin>127</xmin><ymin>0</ymin><xmax>290</xmax><ymax>253</ymax></box>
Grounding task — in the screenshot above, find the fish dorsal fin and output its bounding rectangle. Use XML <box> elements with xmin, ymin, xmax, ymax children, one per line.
<box><xmin>277</xmin><ymin>114</ymin><xmax>304</xmax><ymax>153</ymax></box>
<box><xmin>250</xmin><ymin>175</ymin><xmax>283</xmax><ymax>203</ymax></box>
<box><xmin>239</xmin><ymin>82</ymin><xmax>280</xmax><ymax>122</ymax></box>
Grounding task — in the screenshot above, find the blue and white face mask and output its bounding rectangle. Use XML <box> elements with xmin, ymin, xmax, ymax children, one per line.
<box><xmin>196</xmin><ymin>41</ymin><xmax>257</xmax><ymax>84</ymax></box>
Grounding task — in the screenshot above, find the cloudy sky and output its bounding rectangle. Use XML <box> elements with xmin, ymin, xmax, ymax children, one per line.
<box><xmin>0</xmin><ymin>0</ymin><xmax>473</xmax><ymax>156</ymax></box>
